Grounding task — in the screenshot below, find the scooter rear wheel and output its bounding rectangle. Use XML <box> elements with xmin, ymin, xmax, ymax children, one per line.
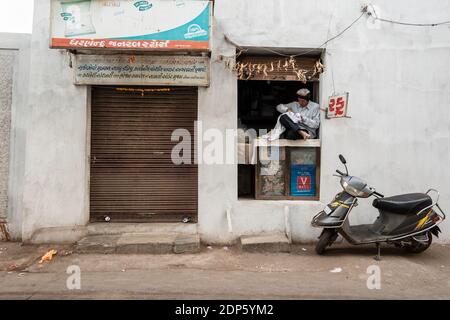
<box><xmin>404</xmin><ymin>231</ymin><xmax>432</xmax><ymax>254</ymax></box>
<box><xmin>316</xmin><ymin>229</ymin><xmax>337</xmax><ymax>255</ymax></box>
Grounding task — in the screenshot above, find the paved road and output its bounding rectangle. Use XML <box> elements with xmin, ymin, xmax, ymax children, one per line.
<box><xmin>1</xmin><ymin>243</ymin><xmax>450</xmax><ymax>299</ymax></box>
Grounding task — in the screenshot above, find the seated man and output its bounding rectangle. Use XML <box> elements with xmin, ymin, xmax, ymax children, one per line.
<box><xmin>276</xmin><ymin>88</ymin><xmax>320</xmax><ymax>140</ymax></box>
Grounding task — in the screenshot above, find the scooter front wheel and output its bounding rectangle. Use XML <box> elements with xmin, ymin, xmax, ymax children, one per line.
<box><xmin>316</xmin><ymin>229</ymin><xmax>337</xmax><ymax>255</ymax></box>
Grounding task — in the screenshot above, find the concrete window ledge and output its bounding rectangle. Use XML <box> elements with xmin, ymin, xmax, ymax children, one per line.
<box><xmin>238</xmin><ymin>139</ymin><xmax>320</xmax><ymax>164</ymax></box>
<box><xmin>253</xmin><ymin>138</ymin><xmax>321</xmax><ymax>148</ymax></box>
<box><xmin>236</xmin><ymin>198</ymin><xmax>325</xmax><ymax>207</ymax></box>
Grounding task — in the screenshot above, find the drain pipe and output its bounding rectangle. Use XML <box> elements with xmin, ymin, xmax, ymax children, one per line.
<box><xmin>226</xmin><ymin>208</ymin><xmax>233</xmax><ymax>234</ymax></box>
<box><xmin>284</xmin><ymin>206</ymin><xmax>292</xmax><ymax>244</ymax></box>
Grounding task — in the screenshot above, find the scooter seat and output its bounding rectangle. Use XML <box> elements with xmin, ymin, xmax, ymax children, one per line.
<box><xmin>372</xmin><ymin>193</ymin><xmax>432</xmax><ymax>214</ymax></box>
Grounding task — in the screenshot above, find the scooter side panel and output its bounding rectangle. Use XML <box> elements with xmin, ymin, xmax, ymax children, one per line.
<box><xmin>312</xmin><ymin>192</ymin><xmax>356</xmax><ymax>228</ymax></box>
<box><xmin>372</xmin><ymin>208</ymin><xmax>441</xmax><ymax>236</ymax></box>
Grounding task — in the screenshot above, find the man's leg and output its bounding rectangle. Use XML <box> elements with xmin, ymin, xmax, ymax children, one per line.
<box><xmin>298</xmin><ymin>129</ymin><xmax>311</xmax><ymax>140</ymax></box>
<box><xmin>280</xmin><ymin>115</ymin><xmax>300</xmax><ymax>140</ymax></box>
<box><xmin>279</xmin><ymin>114</ymin><xmax>299</xmax><ymax>132</ymax></box>
<box><xmin>280</xmin><ymin>115</ymin><xmax>310</xmax><ymax>140</ymax></box>
<box><xmin>284</xmin><ymin>129</ymin><xmax>300</xmax><ymax>140</ymax></box>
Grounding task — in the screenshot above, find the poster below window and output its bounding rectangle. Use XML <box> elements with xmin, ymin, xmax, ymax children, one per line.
<box><xmin>290</xmin><ymin>164</ymin><xmax>316</xmax><ymax>197</ymax></box>
<box><xmin>327</xmin><ymin>93</ymin><xmax>349</xmax><ymax>119</ymax></box>
<box><xmin>290</xmin><ymin>148</ymin><xmax>316</xmax><ymax>165</ymax></box>
<box><xmin>259</xmin><ymin>146</ymin><xmax>285</xmax><ymax>162</ymax></box>
<box><xmin>260</xmin><ymin>160</ymin><xmax>286</xmax><ymax>196</ymax></box>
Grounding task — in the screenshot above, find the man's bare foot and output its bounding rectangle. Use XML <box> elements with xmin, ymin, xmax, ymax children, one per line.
<box><xmin>299</xmin><ymin>131</ymin><xmax>311</xmax><ymax>140</ymax></box>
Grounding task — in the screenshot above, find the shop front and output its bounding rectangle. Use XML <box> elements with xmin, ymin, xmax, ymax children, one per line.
<box><xmin>20</xmin><ymin>0</ymin><xmax>329</xmax><ymax>244</ymax></box>
<box><xmin>49</xmin><ymin>0</ymin><xmax>211</xmax><ymax>225</ymax></box>
<box><xmin>11</xmin><ymin>0</ymin><xmax>450</xmax><ymax>245</ymax></box>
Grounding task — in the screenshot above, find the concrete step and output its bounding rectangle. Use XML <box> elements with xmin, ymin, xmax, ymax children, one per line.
<box><xmin>239</xmin><ymin>234</ymin><xmax>291</xmax><ymax>253</ymax></box>
<box><xmin>76</xmin><ymin>235</ymin><xmax>119</xmax><ymax>254</ymax></box>
<box><xmin>76</xmin><ymin>233</ymin><xmax>200</xmax><ymax>254</ymax></box>
<box><xmin>87</xmin><ymin>223</ymin><xmax>198</xmax><ymax>236</ymax></box>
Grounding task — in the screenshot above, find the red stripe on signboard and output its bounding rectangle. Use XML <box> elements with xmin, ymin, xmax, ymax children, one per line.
<box><xmin>51</xmin><ymin>38</ymin><xmax>209</xmax><ymax>50</ymax></box>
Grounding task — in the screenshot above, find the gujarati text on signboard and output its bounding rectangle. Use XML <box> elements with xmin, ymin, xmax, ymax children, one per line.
<box><xmin>73</xmin><ymin>55</ymin><xmax>210</xmax><ymax>86</ymax></box>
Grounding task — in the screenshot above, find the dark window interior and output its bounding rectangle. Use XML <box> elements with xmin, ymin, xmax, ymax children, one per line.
<box><xmin>238</xmin><ymin>80</ymin><xmax>318</xmax><ymax>200</ymax></box>
<box><xmin>238</xmin><ymin>164</ymin><xmax>254</xmax><ymax>198</ymax></box>
<box><xmin>238</xmin><ymin>80</ymin><xmax>314</xmax><ymax>132</ymax></box>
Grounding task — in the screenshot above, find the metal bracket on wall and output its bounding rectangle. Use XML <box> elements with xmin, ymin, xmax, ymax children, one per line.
<box><xmin>226</xmin><ymin>208</ymin><xmax>233</xmax><ymax>234</ymax></box>
<box><xmin>321</xmin><ymin>108</ymin><xmax>352</xmax><ymax>119</ymax></box>
<box><xmin>284</xmin><ymin>206</ymin><xmax>292</xmax><ymax>244</ymax></box>
<box><xmin>0</xmin><ymin>219</ymin><xmax>11</xmax><ymax>242</ymax></box>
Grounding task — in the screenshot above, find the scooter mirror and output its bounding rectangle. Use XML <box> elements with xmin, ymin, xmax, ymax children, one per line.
<box><xmin>339</xmin><ymin>154</ymin><xmax>347</xmax><ymax>164</ymax></box>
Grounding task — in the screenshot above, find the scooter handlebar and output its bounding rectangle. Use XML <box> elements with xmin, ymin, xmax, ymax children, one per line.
<box><xmin>336</xmin><ymin>169</ymin><xmax>346</xmax><ymax>176</ymax></box>
<box><xmin>373</xmin><ymin>191</ymin><xmax>384</xmax><ymax>198</ymax></box>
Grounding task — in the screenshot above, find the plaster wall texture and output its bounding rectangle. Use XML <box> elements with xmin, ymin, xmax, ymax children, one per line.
<box><xmin>0</xmin><ymin>32</ymin><xmax>31</xmax><ymax>240</ymax></box>
<box><xmin>0</xmin><ymin>50</ymin><xmax>15</xmax><ymax>219</ymax></box>
<box><xmin>21</xmin><ymin>0</ymin><xmax>450</xmax><ymax>243</ymax></box>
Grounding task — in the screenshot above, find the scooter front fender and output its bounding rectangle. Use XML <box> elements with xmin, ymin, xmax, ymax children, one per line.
<box><xmin>312</xmin><ymin>192</ymin><xmax>356</xmax><ymax>228</ymax></box>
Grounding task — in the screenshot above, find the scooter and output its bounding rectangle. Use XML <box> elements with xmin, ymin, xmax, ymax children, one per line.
<box><xmin>311</xmin><ymin>155</ymin><xmax>446</xmax><ymax>260</ymax></box>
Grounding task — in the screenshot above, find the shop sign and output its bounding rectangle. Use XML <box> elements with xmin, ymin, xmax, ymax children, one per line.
<box><xmin>327</xmin><ymin>93</ymin><xmax>349</xmax><ymax>118</ymax></box>
<box><xmin>73</xmin><ymin>54</ymin><xmax>210</xmax><ymax>86</ymax></box>
<box><xmin>50</xmin><ymin>0</ymin><xmax>211</xmax><ymax>50</ymax></box>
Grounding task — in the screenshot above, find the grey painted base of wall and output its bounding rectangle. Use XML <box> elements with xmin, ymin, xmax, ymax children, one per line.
<box><xmin>26</xmin><ymin>226</ymin><xmax>88</xmax><ymax>244</ymax></box>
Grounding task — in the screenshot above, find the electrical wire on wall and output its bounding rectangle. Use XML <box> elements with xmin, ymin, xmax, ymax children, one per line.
<box><xmin>324</xmin><ymin>1</ymin><xmax>339</xmax><ymax>96</ymax></box>
<box><xmin>366</xmin><ymin>3</ymin><xmax>450</xmax><ymax>27</ymax></box>
<box><xmin>223</xmin><ymin>5</ymin><xmax>368</xmax><ymax>59</ymax></box>
<box><xmin>220</xmin><ymin>4</ymin><xmax>450</xmax><ymax>81</ymax></box>
<box><xmin>219</xmin><ymin>5</ymin><xmax>369</xmax><ymax>82</ymax></box>
<box><xmin>225</xmin><ymin>3</ymin><xmax>450</xmax><ymax>60</ymax></box>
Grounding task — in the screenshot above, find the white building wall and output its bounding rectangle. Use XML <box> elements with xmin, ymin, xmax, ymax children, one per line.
<box><xmin>198</xmin><ymin>0</ymin><xmax>450</xmax><ymax>243</ymax></box>
<box><xmin>0</xmin><ymin>50</ymin><xmax>15</xmax><ymax>219</ymax></box>
<box><xmin>0</xmin><ymin>33</ymin><xmax>31</xmax><ymax>240</ymax></box>
<box><xmin>21</xmin><ymin>0</ymin><xmax>450</xmax><ymax>243</ymax></box>
<box><xmin>21</xmin><ymin>0</ymin><xmax>90</xmax><ymax>242</ymax></box>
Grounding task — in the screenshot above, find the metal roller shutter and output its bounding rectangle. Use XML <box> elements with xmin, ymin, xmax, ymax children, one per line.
<box><xmin>90</xmin><ymin>86</ymin><xmax>198</xmax><ymax>223</ymax></box>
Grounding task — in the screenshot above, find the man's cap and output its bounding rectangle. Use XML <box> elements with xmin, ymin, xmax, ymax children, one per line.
<box><xmin>297</xmin><ymin>88</ymin><xmax>310</xmax><ymax>97</ymax></box>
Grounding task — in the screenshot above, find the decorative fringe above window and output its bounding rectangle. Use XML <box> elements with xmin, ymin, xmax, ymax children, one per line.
<box><xmin>222</xmin><ymin>55</ymin><xmax>324</xmax><ymax>83</ymax></box>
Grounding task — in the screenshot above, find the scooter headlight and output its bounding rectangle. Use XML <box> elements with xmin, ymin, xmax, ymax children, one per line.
<box><xmin>342</xmin><ymin>181</ymin><xmax>365</xmax><ymax>197</ymax></box>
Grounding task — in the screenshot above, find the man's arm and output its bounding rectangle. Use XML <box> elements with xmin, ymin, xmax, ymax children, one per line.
<box><xmin>276</xmin><ymin>104</ymin><xmax>288</xmax><ymax>113</ymax></box>
<box><xmin>276</xmin><ymin>102</ymin><xmax>296</xmax><ymax>114</ymax></box>
<box><xmin>301</xmin><ymin>105</ymin><xmax>320</xmax><ymax>129</ymax></box>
